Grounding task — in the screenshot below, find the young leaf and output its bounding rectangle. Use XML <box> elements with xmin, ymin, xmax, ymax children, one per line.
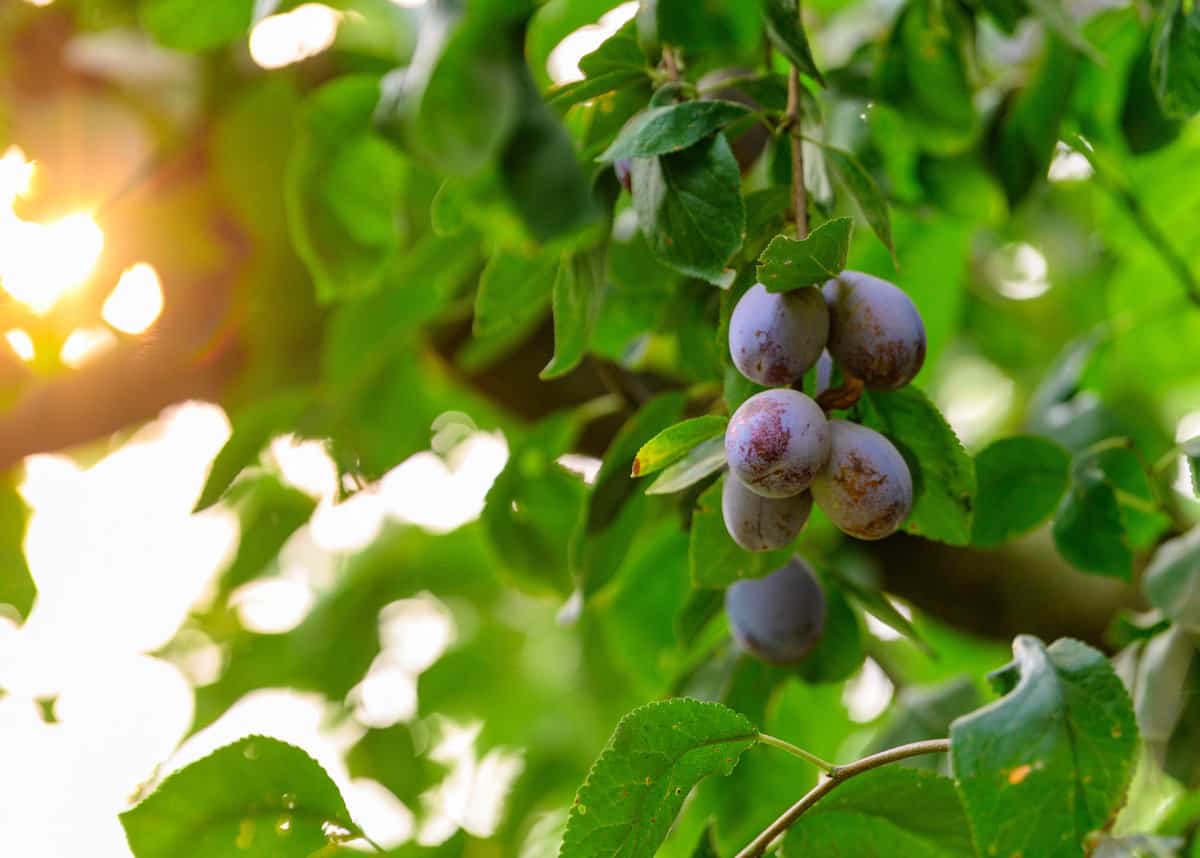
<box><xmin>573</xmin><ymin>393</ymin><xmax>687</xmax><ymax>597</ymax></box>
<box><xmin>599</xmin><ymin>101</ymin><xmax>751</xmax><ymax>162</ymax></box>
<box><xmin>689</xmin><ymin>476</ymin><xmax>793</xmax><ymax>588</ymax></box>
<box><xmin>633</xmin><ymin>416</ymin><xmax>728</xmax><ymax>478</ymax></box>
<box><xmin>559</xmin><ymin>698</ymin><xmax>757</xmax><ymax>858</ymax></box>
<box><xmin>1151</xmin><ymin>0</ymin><xmax>1200</xmax><ymax>119</ymax></box>
<box><xmin>646</xmin><ymin>437</ymin><xmax>728</xmax><ymax>495</ymax></box>
<box><xmin>120</xmin><ymin>736</ymin><xmax>364</xmax><ymax>857</ymax></box>
<box><xmin>971</xmin><ymin>436</ymin><xmax>1070</xmax><ymax>547</ymax></box>
<box><xmin>542</xmin><ymin>252</ymin><xmax>604</xmax><ymax>380</ymax></box>
<box><xmin>195</xmin><ymin>390</ymin><xmax>314</xmax><ymax>512</ymax></box>
<box><xmin>474</xmin><ymin>251</ymin><xmax>558</xmax><ymax>338</ymax></box>
<box><xmin>1052</xmin><ymin>463</ymin><xmax>1132</xmax><ymax>580</ymax></box>
<box><xmin>782</xmin><ymin>768</ymin><xmax>974</xmax><ymax>857</ymax></box>
<box><xmin>860</xmin><ymin>388</ymin><xmax>975</xmax><ymax>546</ymax></box>
<box><xmin>1143</xmin><ymin>527</ymin><xmax>1200</xmax><ymax>630</ymax></box>
<box><xmin>757</xmin><ymin>217</ymin><xmax>853</xmax><ymax>293</ymax></box>
<box><xmin>761</xmin><ymin>0</ymin><xmax>825</xmax><ymax>86</ymax></box>
<box><xmin>632</xmin><ymin>134</ymin><xmax>745</xmax><ymax>286</ymax></box>
<box><xmin>951</xmin><ymin>636</ymin><xmax>1139</xmax><ymax>858</ymax></box>
<box><xmin>138</xmin><ymin>0</ymin><xmax>253</xmax><ymax>52</ymax></box>
<box><xmin>820</xmin><ymin>144</ymin><xmax>896</xmax><ymax>263</ymax></box>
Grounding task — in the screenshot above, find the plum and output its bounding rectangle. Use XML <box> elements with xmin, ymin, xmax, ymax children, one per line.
<box><xmin>813</xmin><ymin>349</ymin><xmax>835</xmax><ymax>399</ymax></box>
<box><xmin>811</xmin><ymin>419</ymin><xmax>913</xmax><ymax>540</ymax></box>
<box><xmin>725</xmin><ymin>558</ymin><xmax>826</xmax><ymax>664</ymax></box>
<box><xmin>725</xmin><ymin>389</ymin><xmax>830</xmax><ymax>498</ymax></box>
<box><xmin>722</xmin><ymin>474</ymin><xmax>812</xmax><ymax>551</ymax></box>
<box><xmin>728</xmin><ymin>283</ymin><xmax>828</xmax><ymax>386</ymax></box>
<box><xmin>823</xmin><ymin>271</ymin><xmax>926</xmax><ymax>390</ymax></box>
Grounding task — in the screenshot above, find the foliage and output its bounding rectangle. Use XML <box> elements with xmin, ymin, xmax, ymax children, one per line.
<box><xmin>1</xmin><ymin>0</ymin><xmax>1200</xmax><ymax>856</ymax></box>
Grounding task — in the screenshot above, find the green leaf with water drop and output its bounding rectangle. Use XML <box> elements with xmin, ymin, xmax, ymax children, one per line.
<box><xmin>120</xmin><ymin>735</ymin><xmax>364</xmax><ymax>857</ymax></box>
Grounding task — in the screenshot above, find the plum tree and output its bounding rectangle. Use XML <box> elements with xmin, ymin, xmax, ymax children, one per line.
<box><xmin>728</xmin><ymin>283</ymin><xmax>828</xmax><ymax>386</ymax></box>
<box><xmin>823</xmin><ymin>271</ymin><xmax>926</xmax><ymax>390</ymax></box>
<box><xmin>725</xmin><ymin>388</ymin><xmax>830</xmax><ymax>498</ymax></box>
<box><xmin>725</xmin><ymin>558</ymin><xmax>827</xmax><ymax>663</ymax></box>
<box><xmin>721</xmin><ymin>474</ymin><xmax>812</xmax><ymax>551</ymax></box>
<box><xmin>811</xmin><ymin>419</ymin><xmax>913</xmax><ymax>540</ymax></box>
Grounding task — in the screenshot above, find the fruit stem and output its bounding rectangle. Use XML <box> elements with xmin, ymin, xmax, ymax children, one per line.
<box><xmin>785</xmin><ymin>66</ymin><xmax>808</xmax><ymax>239</ymax></box>
<box><xmin>734</xmin><ymin>738</ymin><xmax>952</xmax><ymax>858</ymax></box>
<box><xmin>756</xmin><ymin>733</ymin><xmax>836</xmax><ymax>773</ymax></box>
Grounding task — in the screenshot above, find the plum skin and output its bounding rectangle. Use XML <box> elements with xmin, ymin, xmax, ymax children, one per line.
<box><xmin>823</xmin><ymin>271</ymin><xmax>926</xmax><ymax>390</ymax></box>
<box><xmin>722</xmin><ymin>474</ymin><xmax>812</xmax><ymax>551</ymax></box>
<box><xmin>811</xmin><ymin>419</ymin><xmax>913</xmax><ymax>540</ymax></box>
<box><xmin>725</xmin><ymin>558</ymin><xmax>827</xmax><ymax>664</ymax></box>
<box><xmin>728</xmin><ymin>283</ymin><xmax>829</xmax><ymax>387</ymax></box>
<box><xmin>725</xmin><ymin>389</ymin><xmax>831</xmax><ymax>498</ymax></box>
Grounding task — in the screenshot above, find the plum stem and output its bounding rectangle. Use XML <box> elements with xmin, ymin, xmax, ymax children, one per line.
<box><xmin>756</xmin><ymin>733</ymin><xmax>836</xmax><ymax>773</ymax></box>
<box><xmin>785</xmin><ymin>66</ymin><xmax>808</xmax><ymax>239</ymax></box>
<box><xmin>735</xmin><ymin>738</ymin><xmax>952</xmax><ymax>858</ymax></box>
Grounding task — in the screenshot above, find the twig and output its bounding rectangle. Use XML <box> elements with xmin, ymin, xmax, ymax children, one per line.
<box><xmin>757</xmin><ymin>733</ymin><xmax>836</xmax><ymax>773</ymax></box>
<box><xmin>734</xmin><ymin>738</ymin><xmax>951</xmax><ymax>858</ymax></box>
<box><xmin>785</xmin><ymin>66</ymin><xmax>808</xmax><ymax>239</ymax></box>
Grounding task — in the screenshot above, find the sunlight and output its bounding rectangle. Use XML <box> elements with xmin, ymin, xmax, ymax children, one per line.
<box><xmin>1048</xmin><ymin>142</ymin><xmax>1094</xmax><ymax>183</ymax></box>
<box><xmin>841</xmin><ymin>659</ymin><xmax>894</xmax><ymax>723</ymax></box>
<box><xmin>5</xmin><ymin>328</ymin><xmax>34</xmax><ymax>362</ymax></box>
<box><xmin>380</xmin><ymin>431</ymin><xmax>508</xmax><ymax>534</ymax></box>
<box><xmin>936</xmin><ymin>354</ymin><xmax>1015</xmax><ymax>447</ymax></box>
<box><xmin>249</xmin><ymin>3</ymin><xmax>343</xmax><ymax>70</ymax></box>
<box><xmin>61</xmin><ymin>326</ymin><xmax>117</xmax><ymax>368</ymax></box>
<box><xmin>102</xmin><ymin>263</ymin><xmax>164</xmax><ymax>335</ymax></box>
<box><xmin>546</xmin><ymin>2</ymin><xmax>639</xmax><ymax>85</ymax></box>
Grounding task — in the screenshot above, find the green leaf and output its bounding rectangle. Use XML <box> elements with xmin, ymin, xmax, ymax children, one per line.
<box><xmin>689</xmin><ymin>475</ymin><xmax>793</xmax><ymax>588</ymax></box>
<box><xmin>378</xmin><ymin>3</ymin><xmax>521</xmax><ymax>175</ymax></box>
<box><xmin>1152</xmin><ymin>0</ymin><xmax>1200</xmax><ymax>119</ymax></box>
<box><xmin>482</xmin><ymin>416</ymin><xmax>586</xmax><ymax>596</ymax></box>
<box><xmin>646</xmin><ymin>437</ymin><xmax>728</xmax><ymax>495</ymax></box>
<box><xmin>971</xmin><ymin>436</ymin><xmax>1071</xmax><ymax>547</ymax></box>
<box><xmin>0</xmin><ymin>477</ymin><xmax>34</xmax><ymax>619</ymax></box>
<box><xmin>558</xmin><ymin>698</ymin><xmax>757</xmax><ymax>858</ymax></box>
<box><xmin>633</xmin><ymin>416</ymin><xmax>728</xmax><ymax>478</ymax></box>
<box><xmin>580</xmin><ymin>18</ymin><xmax>646</xmax><ymax>78</ymax></box>
<box><xmin>676</xmin><ymin>587</ymin><xmax>724</xmax><ymax>648</ymax></box>
<box><xmin>138</xmin><ymin>0</ymin><xmax>252</xmax><ymax>51</ymax></box>
<box><xmin>543</xmin><ymin>252</ymin><xmax>604</xmax><ymax>379</ymax></box>
<box><xmin>474</xmin><ymin>251</ymin><xmax>558</xmax><ymax>339</ymax></box>
<box><xmin>820</xmin><ymin>145</ymin><xmax>896</xmax><ymax>263</ymax></box>
<box><xmin>782</xmin><ymin>768</ymin><xmax>974</xmax><ymax>857</ymax></box>
<box><xmin>1184</xmin><ymin>437</ymin><xmax>1200</xmax><ymax>495</ymax></box>
<box><xmin>500</xmin><ymin>69</ymin><xmax>602</xmax><ymax>244</ymax></box>
<box><xmin>599</xmin><ymin>101</ymin><xmax>751</xmax><ymax>162</ymax></box>
<box><xmin>690</xmin><ymin>824</ymin><xmax>720</xmax><ymax>858</ymax></box>
<box><xmin>1144</xmin><ymin>527</ymin><xmax>1200</xmax><ymax>630</ymax></box>
<box><xmin>860</xmin><ymin>388</ymin><xmax>975</xmax><ymax>545</ymax></box>
<box><xmin>1053</xmin><ymin>461</ymin><xmax>1132</xmax><ymax>580</ymax></box>
<box><xmin>218</xmin><ymin>475</ymin><xmax>317</xmax><ymax>599</ymax></box>
<box><xmin>757</xmin><ymin>217</ymin><xmax>853</xmax><ymax>293</ymax></box>
<box><xmin>866</xmin><ymin>678</ymin><xmax>980</xmax><ymax>768</ymax></box>
<box><xmin>837</xmin><ymin>573</ymin><xmax>929</xmax><ymax>654</ymax></box>
<box><xmin>573</xmin><ymin>393</ymin><xmax>687</xmax><ymax>597</ymax></box>
<box><xmin>632</xmin><ymin>134</ymin><xmax>745</xmax><ymax>285</ymax></box>
<box><xmin>951</xmin><ymin>636</ymin><xmax>1139</xmax><ymax>858</ymax></box>
<box><xmin>286</xmin><ymin>76</ymin><xmax>406</xmax><ymax>303</ymax></box>
<box><xmin>120</xmin><ymin>736</ymin><xmax>362</xmax><ymax>857</ymax></box>
<box><xmin>761</xmin><ymin>0</ymin><xmax>825</xmax><ymax>86</ymax></box>
<box><xmin>195</xmin><ymin>390</ymin><xmax>314</xmax><ymax>512</ymax></box>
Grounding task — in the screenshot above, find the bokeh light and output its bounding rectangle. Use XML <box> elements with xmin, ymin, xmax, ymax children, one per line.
<box><xmin>60</xmin><ymin>327</ymin><xmax>118</xmax><ymax>368</ymax></box>
<box><xmin>102</xmin><ymin>263</ymin><xmax>164</xmax><ymax>335</ymax></box>
<box><xmin>249</xmin><ymin>3</ymin><xmax>342</xmax><ymax>70</ymax></box>
<box><xmin>546</xmin><ymin>2</ymin><xmax>639</xmax><ymax>85</ymax></box>
<box><xmin>4</xmin><ymin>328</ymin><xmax>35</xmax><ymax>362</ymax></box>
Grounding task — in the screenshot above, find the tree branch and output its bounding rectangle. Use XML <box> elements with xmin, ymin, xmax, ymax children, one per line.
<box><xmin>735</xmin><ymin>739</ymin><xmax>951</xmax><ymax>858</ymax></box>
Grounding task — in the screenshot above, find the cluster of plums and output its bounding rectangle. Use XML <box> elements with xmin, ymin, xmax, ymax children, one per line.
<box><xmin>721</xmin><ymin>272</ymin><xmax>925</xmax><ymax>664</ymax></box>
<box><xmin>722</xmin><ymin>271</ymin><xmax>926</xmax><ymax>550</ymax></box>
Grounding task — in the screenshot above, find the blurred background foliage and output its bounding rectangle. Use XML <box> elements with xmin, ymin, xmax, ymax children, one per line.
<box><xmin>0</xmin><ymin>0</ymin><xmax>1199</xmax><ymax>855</ymax></box>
